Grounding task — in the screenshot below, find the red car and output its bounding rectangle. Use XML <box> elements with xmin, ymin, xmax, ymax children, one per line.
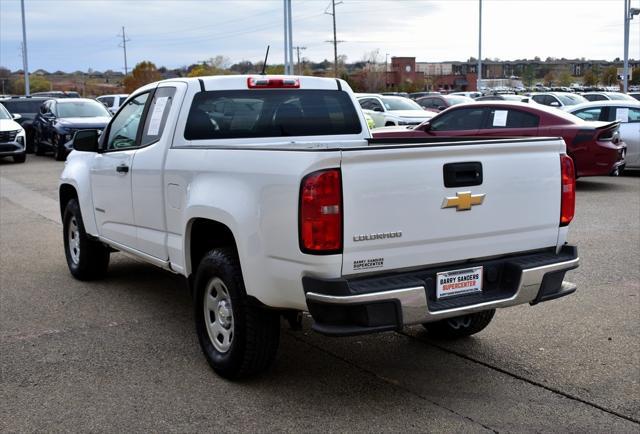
<box><xmin>373</xmin><ymin>101</ymin><xmax>626</xmax><ymax>177</ymax></box>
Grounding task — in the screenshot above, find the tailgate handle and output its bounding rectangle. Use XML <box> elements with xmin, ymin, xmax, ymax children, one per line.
<box><xmin>443</xmin><ymin>162</ymin><xmax>483</xmax><ymax>187</ymax></box>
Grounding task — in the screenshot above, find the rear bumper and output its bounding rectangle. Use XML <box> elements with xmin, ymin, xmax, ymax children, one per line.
<box><xmin>304</xmin><ymin>245</ymin><xmax>579</xmax><ymax>336</ymax></box>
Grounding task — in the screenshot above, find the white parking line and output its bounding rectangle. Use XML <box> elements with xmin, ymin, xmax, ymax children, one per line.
<box><xmin>0</xmin><ymin>176</ymin><xmax>61</xmax><ymax>224</ymax></box>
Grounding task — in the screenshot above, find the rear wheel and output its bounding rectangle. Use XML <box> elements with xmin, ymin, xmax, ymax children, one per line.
<box><xmin>385</xmin><ymin>121</ymin><xmax>396</xmax><ymax>126</ymax></box>
<box><xmin>194</xmin><ymin>248</ymin><xmax>280</xmax><ymax>379</ymax></box>
<box><xmin>63</xmin><ymin>198</ymin><xmax>110</xmax><ymax>280</ymax></box>
<box><xmin>422</xmin><ymin>309</ymin><xmax>495</xmax><ymax>339</ymax></box>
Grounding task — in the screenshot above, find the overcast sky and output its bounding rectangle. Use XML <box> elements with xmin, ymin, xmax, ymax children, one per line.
<box><xmin>1</xmin><ymin>0</ymin><xmax>639</xmax><ymax>73</ymax></box>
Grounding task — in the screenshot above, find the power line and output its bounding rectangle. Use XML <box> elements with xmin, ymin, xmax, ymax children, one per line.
<box><xmin>293</xmin><ymin>46</ymin><xmax>307</xmax><ymax>75</ymax></box>
<box><xmin>117</xmin><ymin>26</ymin><xmax>130</xmax><ymax>75</ymax></box>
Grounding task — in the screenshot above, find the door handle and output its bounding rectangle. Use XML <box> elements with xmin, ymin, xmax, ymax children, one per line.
<box><xmin>116</xmin><ymin>164</ymin><xmax>129</xmax><ymax>174</ymax></box>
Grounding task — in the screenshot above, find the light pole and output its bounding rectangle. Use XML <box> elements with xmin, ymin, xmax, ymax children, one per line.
<box><xmin>385</xmin><ymin>53</ymin><xmax>389</xmax><ymax>89</ymax></box>
<box><xmin>623</xmin><ymin>0</ymin><xmax>640</xmax><ymax>92</ymax></box>
<box><xmin>20</xmin><ymin>0</ymin><xmax>30</xmax><ymax>96</ymax></box>
<box><xmin>477</xmin><ymin>0</ymin><xmax>482</xmax><ymax>93</ymax></box>
<box><xmin>283</xmin><ymin>0</ymin><xmax>294</xmax><ymax>75</ymax></box>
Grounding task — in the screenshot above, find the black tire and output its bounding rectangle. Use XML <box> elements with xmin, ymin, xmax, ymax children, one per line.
<box><xmin>13</xmin><ymin>153</ymin><xmax>26</xmax><ymax>163</ymax></box>
<box><xmin>25</xmin><ymin>129</ymin><xmax>35</xmax><ymax>154</ymax></box>
<box><xmin>422</xmin><ymin>309</ymin><xmax>495</xmax><ymax>339</ymax></box>
<box><xmin>194</xmin><ymin>248</ymin><xmax>280</xmax><ymax>379</ymax></box>
<box><xmin>34</xmin><ymin>133</ymin><xmax>45</xmax><ymax>156</ymax></box>
<box><xmin>63</xmin><ymin>198</ymin><xmax>110</xmax><ymax>280</ymax></box>
<box><xmin>385</xmin><ymin>121</ymin><xmax>396</xmax><ymax>126</ymax></box>
<box><xmin>54</xmin><ymin>144</ymin><xmax>66</xmax><ymax>161</ymax></box>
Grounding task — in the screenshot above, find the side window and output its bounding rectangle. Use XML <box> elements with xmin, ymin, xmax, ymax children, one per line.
<box><xmin>141</xmin><ymin>87</ymin><xmax>176</xmax><ymax>146</ymax></box>
<box><xmin>105</xmin><ymin>92</ymin><xmax>149</xmax><ymax>151</ymax></box>
<box><xmin>608</xmin><ymin>106</ymin><xmax>640</xmax><ymax>123</ymax></box>
<box><xmin>628</xmin><ymin>107</ymin><xmax>640</xmax><ymax>122</ymax></box>
<box><xmin>359</xmin><ymin>98</ymin><xmax>373</xmax><ymax>110</ymax></box>
<box><xmin>486</xmin><ymin>109</ymin><xmax>539</xmax><ymax>128</ymax></box>
<box><xmin>590</xmin><ymin>94</ymin><xmax>607</xmax><ymax>101</ymax></box>
<box><xmin>573</xmin><ymin>107</ymin><xmax>603</xmax><ymax>122</ymax></box>
<box><xmin>531</xmin><ymin>95</ymin><xmax>546</xmax><ymax>105</ymax></box>
<box><xmin>430</xmin><ymin>108</ymin><xmax>485</xmax><ymax>131</ymax></box>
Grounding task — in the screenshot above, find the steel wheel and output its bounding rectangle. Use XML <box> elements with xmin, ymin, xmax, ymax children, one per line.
<box><xmin>203</xmin><ymin>277</ymin><xmax>234</xmax><ymax>353</ymax></box>
<box><xmin>67</xmin><ymin>216</ymin><xmax>81</xmax><ymax>265</ymax></box>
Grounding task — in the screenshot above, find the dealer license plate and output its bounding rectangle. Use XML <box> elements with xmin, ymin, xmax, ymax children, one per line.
<box><xmin>436</xmin><ymin>266</ymin><xmax>483</xmax><ymax>300</ymax></box>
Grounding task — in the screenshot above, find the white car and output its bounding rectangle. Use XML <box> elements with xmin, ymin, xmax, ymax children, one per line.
<box><xmin>528</xmin><ymin>92</ymin><xmax>588</xmax><ymax>110</ymax></box>
<box><xmin>0</xmin><ymin>103</ymin><xmax>27</xmax><ymax>163</ymax></box>
<box><xmin>96</xmin><ymin>94</ymin><xmax>129</xmax><ymax>114</ymax></box>
<box><xmin>357</xmin><ymin>95</ymin><xmax>435</xmax><ymax>127</ymax></box>
<box><xmin>450</xmin><ymin>91</ymin><xmax>481</xmax><ymax>99</ymax></box>
<box><xmin>567</xmin><ymin>100</ymin><xmax>640</xmax><ymax>169</ymax></box>
<box><xmin>59</xmin><ymin>74</ymin><xmax>579</xmax><ymax>379</ymax></box>
<box><xmin>581</xmin><ymin>92</ymin><xmax>637</xmax><ymax>102</ymax></box>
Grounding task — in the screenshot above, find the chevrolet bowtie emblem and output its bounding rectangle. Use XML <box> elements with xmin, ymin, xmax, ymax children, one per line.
<box><xmin>442</xmin><ymin>191</ymin><xmax>486</xmax><ymax>211</ymax></box>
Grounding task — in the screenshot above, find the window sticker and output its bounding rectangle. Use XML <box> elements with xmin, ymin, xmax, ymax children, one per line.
<box><xmin>493</xmin><ymin>110</ymin><xmax>508</xmax><ymax>127</ymax></box>
<box><xmin>147</xmin><ymin>96</ymin><xmax>169</xmax><ymax>136</ymax></box>
<box><xmin>615</xmin><ymin>107</ymin><xmax>629</xmax><ymax>123</ymax></box>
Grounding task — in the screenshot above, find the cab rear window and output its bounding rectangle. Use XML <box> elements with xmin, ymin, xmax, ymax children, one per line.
<box><xmin>184</xmin><ymin>89</ymin><xmax>362</xmax><ymax>140</ymax></box>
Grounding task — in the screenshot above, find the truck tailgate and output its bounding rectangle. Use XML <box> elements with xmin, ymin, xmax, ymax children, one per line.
<box><xmin>340</xmin><ymin>138</ymin><xmax>564</xmax><ymax>275</ymax></box>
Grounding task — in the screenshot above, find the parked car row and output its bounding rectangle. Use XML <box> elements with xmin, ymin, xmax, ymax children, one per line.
<box><xmin>0</xmin><ymin>93</ymin><xmax>128</xmax><ymax>163</ymax></box>
<box><xmin>371</xmin><ymin>100</ymin><xmax>633</xmax><ymax>176</ymax></box>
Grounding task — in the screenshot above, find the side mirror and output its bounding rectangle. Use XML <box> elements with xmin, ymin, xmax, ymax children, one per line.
<box><xmin>373</xmin><ymin>107</ymin><xmax>384</xmax><ymax>112</ymax></box>
<box><xmin>12</xmin><ymin>113</ymin><xmax>22</xmax><ymax>120</ymax></box>
<box><xmin>420</xmin><ymin>122</ymin><xmax>431</xmax><ymax>131</ymax></box>
<box><xmin>437</xmin><ymin>106</ymin><xmax>447</xmax><ymax>111</ymax></box>
<box><xmin>550</xmin><ymin>101</ymin><xmax>560</xmax><ymax>107</ymax></box>
<box><xmin>73</xmin><ymin>129</ymin><xmax>100</xmax><ymax>152</ymax></box>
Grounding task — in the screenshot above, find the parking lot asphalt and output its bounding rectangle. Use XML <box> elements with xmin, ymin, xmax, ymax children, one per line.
<box><xmin>1</xmin><ymin>155</ymin><xmax>638</xmax><ymax>432</ymax></box>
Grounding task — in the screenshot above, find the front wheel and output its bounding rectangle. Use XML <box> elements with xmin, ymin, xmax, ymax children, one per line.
<box><xmin>194</xmin><ymin>248</ymin><xmax>280</xmax><ymax>379</ymax></box>
<box><xmin>54</xmin><ymin>143</ymin><xmax>66</xmax><ymax>161</ymax></box>
<box><xmin>34</xmin><ymin>133</ymin><xmax>45</xmax><ymax>156</ymax></box>
<box><xmin>422</xmin><ymin>309</ymin><xmax>495</xmax><ymax>339</ymax></box>
<box><xmin>63</xmin><ymin>198</ymin><xmax>110</xmax><ymax>280</ymax></box>
<box><xmin>13</xmin><ymin>152</ymin><xmax>26</xmax><ymax>163</ymax></box>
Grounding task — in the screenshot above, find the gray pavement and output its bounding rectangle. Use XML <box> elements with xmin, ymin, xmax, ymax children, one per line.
<box><xmin>1</xmin><ymin>155</ymin><xmax>639</xmax><ymax>432</ymax></box>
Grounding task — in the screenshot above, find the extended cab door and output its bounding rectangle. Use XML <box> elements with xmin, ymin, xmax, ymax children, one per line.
<box><xmin>90</xmin><ymin>92</ymin><xmax>151</xmax><ymax>248</ymax></box>
<box><xmin>130</xmin><ymin>83</ymin><xmax>185</xmax><ymax>260</ymax></box>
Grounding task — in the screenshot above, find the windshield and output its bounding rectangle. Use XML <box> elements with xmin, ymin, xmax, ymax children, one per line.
<box><xmin>381</xmin><ymin>97</ymin><xmax>423</xmax><ymax>111</ymax></box>
<box><xmin>608</xmin><ymin>93</ymin><xmax>635</xmax><ymax>101</ymax></box>
<box><xmin>57</xmin><ymin>100</ymin><xmax>110</xmax><ymax>118</ymax></box>
<box><xmin>446</xmin><ymin>96</ymin><xmax>473</xmax><ymax>105</ymax></box>
<box><xmin>0</xmin><ymin>104</ymin><xmax>12</xmax><ymax>120</ymax></box>
<box><xmin>557</xmin><ymin>94</ymin><xmax>588</xmax><ymax>106</ymax></box>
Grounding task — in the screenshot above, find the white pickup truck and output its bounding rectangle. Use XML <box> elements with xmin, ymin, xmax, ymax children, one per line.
<box><xmin>59</xmin><ymin>75</ymin><xmax>579</xmax><ymax>379</ymax></box>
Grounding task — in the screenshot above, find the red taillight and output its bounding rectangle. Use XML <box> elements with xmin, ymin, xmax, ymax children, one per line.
<box><xmin>560</xmin><ymin>154</ymin><xmax>575</xmax><ymax>226</ymax></box>
<box><xmin>299</xmin><ymin>169</ymin><xmax>342</xmax><ymax>254</ymax></box>
<box><xmin>247</xmin><ymin>76</ymin><xmax>300</xmax><ymax>89</ymax></box>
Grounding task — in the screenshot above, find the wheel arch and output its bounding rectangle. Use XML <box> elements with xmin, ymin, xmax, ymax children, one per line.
<box><xmin>186</xmin><ymin>217</ymin><xmax>239</xmax><ymax>281</ymax></box>
<box><xmin>59</xmin><ymin>183</ymin><xmax>78</xmax><ymax>218</ymax></box>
